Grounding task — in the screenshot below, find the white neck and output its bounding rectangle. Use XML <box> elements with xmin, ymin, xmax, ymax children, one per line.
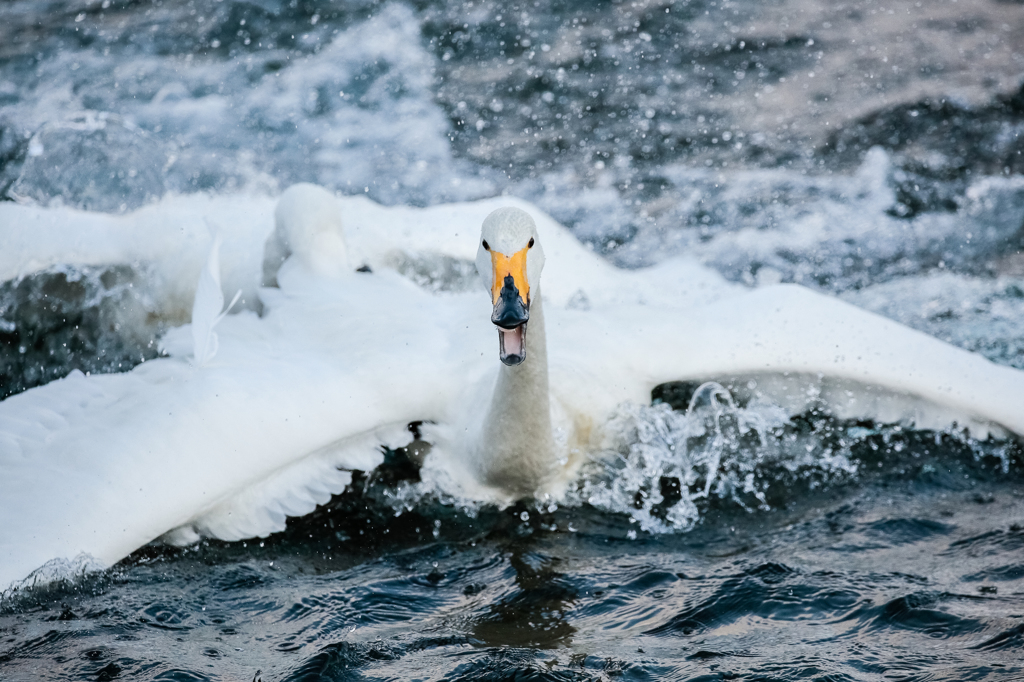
<box><xmin>475</xmin><ymin>291</ymin><xmax>555</xmax><ymax>496</ymax></box>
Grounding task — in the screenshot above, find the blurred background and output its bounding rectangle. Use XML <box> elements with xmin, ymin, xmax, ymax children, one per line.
<box><xmin>1</xmin><ymin>0</ymin><xmax>1023</xmax><ymax>397</ymax></box>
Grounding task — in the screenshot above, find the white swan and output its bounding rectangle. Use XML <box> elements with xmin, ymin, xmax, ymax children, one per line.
<box><xmin>419</xmin><ymin>205</ymin><xmax>1024</xmax><ymax>502</ymax></box>
<box><xmin>1</xmin><ymin>187</ymin><xmax>1023</xmax><ymax>595</ymax></box>
<box><xmin>468</xmin><ymin>207</ymin><xmax>555</xmax><ymax>496</ymax></box>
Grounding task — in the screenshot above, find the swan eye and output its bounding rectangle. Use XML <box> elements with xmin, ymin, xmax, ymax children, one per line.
<box><xmin>482</xmin><ymin>240</ymin><xmax>490</xmax><ymax>251</ymax></box>
<box><xmin>528</xmin><ymin>237</ymin><xmax>535</xmax><ymax>248</ymax></box>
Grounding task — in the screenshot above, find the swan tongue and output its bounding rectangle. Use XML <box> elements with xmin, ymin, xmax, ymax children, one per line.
<box><xmin>499</xmin><ymin>324</ymin><xmax>527</xmax><ymax>366</ymax></box>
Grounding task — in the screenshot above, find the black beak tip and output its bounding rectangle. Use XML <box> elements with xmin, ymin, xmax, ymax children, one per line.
<box><xmin>492</xmin><ymin>313</ymin><xmax>528</xmax><ymax>330</ymax></box>
<box><xmin>500</xmin><ymin>353</ymin><xmax>525</xmax><ymax>366</ymax></box>
<box><xmin>492</xmin><ymin>276</ymin><xmax>530</xmax><ymax>328</ymax></box>
<box><xmin>493</xmin><ymin>275</ymin><xmax>530</xmax><ymax>364</ymax></box>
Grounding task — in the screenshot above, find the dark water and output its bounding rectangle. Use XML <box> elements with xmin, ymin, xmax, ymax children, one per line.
<box><xmin>2</xmin><ymin>0</ymin><xmax>1024</xmax><ymax>679</ymax></box>
<box><xmin>2</xmin><ymin>440</ymin><xmax>1024</xmax><ymax>680</ymax></box>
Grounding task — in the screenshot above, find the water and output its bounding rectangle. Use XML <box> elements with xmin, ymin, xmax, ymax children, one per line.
<box><xmin>2</xmin><ymin>444</ymin><xmax>1023</xmax><ymax>680</ymax></box>
<box><xmin>1</xmin><ymin>0</ymin><xmax>1023</xmax><ymax>678</ymax></box>
<box><xmin>2</xmin><ymin>388</ymin><xmax>1022</xmax><ymax>679</ymax></box>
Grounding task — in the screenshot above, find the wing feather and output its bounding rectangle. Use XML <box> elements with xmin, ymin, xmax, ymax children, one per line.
<box><xmin>550</xmin><ymin>284</ymin><xmax>1024</xmax><ymax>438</ymax></box>
<box><xmin>0</xmin><ymin>270</ymin><xmax>480</xmax><ymax>592</ymax></box>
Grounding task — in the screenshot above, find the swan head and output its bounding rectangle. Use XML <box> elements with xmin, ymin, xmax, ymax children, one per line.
<box><xmin>476</xmin><ymin>207</ymin><xmax>545</xmax><ymax>366</ymax></box>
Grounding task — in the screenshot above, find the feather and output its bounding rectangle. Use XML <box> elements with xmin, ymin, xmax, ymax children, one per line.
<box><xmin>191</xmin><ymin>236</ymin><xmax>242</xmax><ymax>366</ymax></box>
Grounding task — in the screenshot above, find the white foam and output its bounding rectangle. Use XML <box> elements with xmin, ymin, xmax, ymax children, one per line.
<box><xmin>0</xmin><ymin>193</ymin><xmax>276</xmax><ymax>323</ymax></box>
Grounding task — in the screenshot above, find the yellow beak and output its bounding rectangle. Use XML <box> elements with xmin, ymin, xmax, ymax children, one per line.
<box><xmin>490</xmin><ymin>246</ymin><xmax>530</xmax><ymax>306</ymax></box>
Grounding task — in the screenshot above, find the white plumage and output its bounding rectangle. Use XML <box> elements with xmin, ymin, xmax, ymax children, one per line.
<box><xmin>1</xmin><ymin>185</ymin><xmax>1022</xmax><ymax>594</ymax></box>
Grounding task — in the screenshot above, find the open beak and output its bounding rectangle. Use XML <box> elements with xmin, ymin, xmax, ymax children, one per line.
<box><xmin>490</xmin><ymin>247</ymin><xmax>530</xmax><ymax>366</ymax></box>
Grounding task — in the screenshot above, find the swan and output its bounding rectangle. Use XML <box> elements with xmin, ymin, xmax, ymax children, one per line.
<box><xmin>2</xmin><ymin>187</ymin><xmax>1023</xmax><ymax>595</ymax></box>
<box><xmin>468</xmin><ymin>207</ymin><xmax>554</xmax><ymax>496</ymax></box>
<box><xmin>422</xmin><ymin>206</ymin><xmax>1024</xmax><ymax>502</ymax></box>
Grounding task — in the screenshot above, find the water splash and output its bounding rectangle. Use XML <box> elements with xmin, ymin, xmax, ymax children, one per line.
<box><xmin>568</xmin><ymin>389</ymin><xmax>1021</xmax><ymax>536</ymax></box>
<box><xmin>572</xmin><ymin>383</ymin><xmax>799</xmax><ymax>533</ymax></box>
<box><xmin>0</xmin><ymin>553</ymin><xmax>105</xmax><ymax>602</ymax></box>
<box><xmin>0</xmin><ymin>263</ymin><xmax>161</xmax><ymax>397</ymax></box>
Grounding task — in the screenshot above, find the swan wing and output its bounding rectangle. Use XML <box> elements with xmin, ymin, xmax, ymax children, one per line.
<box><xmin>0</xmin><ymin>270</ymin><xmax>482</xmax><ymax>593</ymax></box>
<box><xmin>548</xmin><ymin>284</ymin><xmax>1024</xmax><ymax>439</ymax></box>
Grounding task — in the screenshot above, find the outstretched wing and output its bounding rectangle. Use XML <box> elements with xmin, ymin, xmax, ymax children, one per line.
<box><xmin>548</xmin><ymin>284</ymin><xmax>1024</xmax><ymax>440</ymax></box>
<box><xmin>0</xmin><ymin>269</ymin><xmax>483</xmax><ymax>592</ymax></box>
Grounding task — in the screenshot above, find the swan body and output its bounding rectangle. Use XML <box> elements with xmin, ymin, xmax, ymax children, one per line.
<box><xmin>1</xmin><ymin>188</ymin><xmax>1023</xmax><ymax>594</ymax></box>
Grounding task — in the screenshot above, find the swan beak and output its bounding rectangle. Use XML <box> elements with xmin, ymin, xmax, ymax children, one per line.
<box><xmin>490</xmin><ymin>248</ymin><xmax>530</xmax><ymax>366</ymax></box>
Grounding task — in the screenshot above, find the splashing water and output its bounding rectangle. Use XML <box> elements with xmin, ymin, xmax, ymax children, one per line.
<box><xmin>568</xmin><ymin>382</ymin><xmax>1020</xmax><ymax>536</ymax></box>
<box><xmin>572</xmin><ymin>383</ymin><xmax>790</xmax><ymax>533</ymax></box>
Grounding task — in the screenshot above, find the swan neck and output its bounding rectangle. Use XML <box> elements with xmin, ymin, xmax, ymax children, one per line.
<box><xmin>478</xmin><ymin>290</ymin><xmax>555</xmax><ymax>496</ymax></box>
